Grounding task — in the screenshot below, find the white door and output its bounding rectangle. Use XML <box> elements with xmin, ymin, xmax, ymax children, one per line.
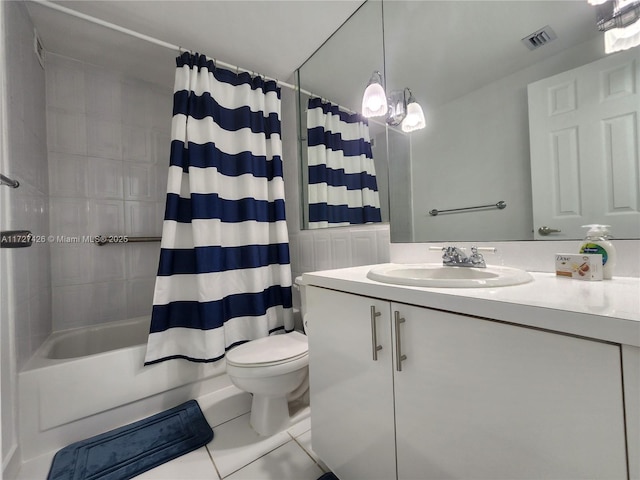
<box><xmin>306</xmin><ymin>287</ymin><xmax>396</xmax><ymax>480</ymax></box>
<box><xmin>392</xmin><ymin>303</ymin><xmax>627</xmax><ymax>480</ymax></box>
<box><xmin>528</xmin><ymin>48</ymin><xmax>640</xmax><ymax>239</ymax></box>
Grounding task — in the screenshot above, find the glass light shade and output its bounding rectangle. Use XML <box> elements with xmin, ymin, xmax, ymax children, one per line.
<box><xmin>362</xmin><ymin>82</ymin><xmax>388</xmax><ymax>117</ymax></box>
<box><xmin>605</xmin><ymin>17</ymin><xmax>640</xmax><ymax>52</ymax></box>
<box><xmin>401</xmin><ymin>101</ymin><xmax>426</xmax><ymax>132</ymax></box>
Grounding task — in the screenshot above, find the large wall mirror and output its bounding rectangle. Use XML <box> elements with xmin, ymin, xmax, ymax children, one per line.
<box><xmin>296</xmin><ymin>0</ymin><xmax>390</xmax><ymax>230</ymax></box>
<box><xmin>296</xmin><ymin>0</ymin><xmax>640</xmax><ymax>241</ymax></box>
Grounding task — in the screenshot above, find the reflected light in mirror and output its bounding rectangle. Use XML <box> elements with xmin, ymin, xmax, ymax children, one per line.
<box><xmin>605</xmin><ymin>18</ymin><xmax>640</xmax><ymax>52</ymax></box>
<box><xmin>401</xmin><ymin>95</ymin><xmax>426</xmax><ymax>132</ymax></box>
<box><xmin>362</xmin><ymin>71</ymin><xmax>388</xmax><ymax>117</ymax></box>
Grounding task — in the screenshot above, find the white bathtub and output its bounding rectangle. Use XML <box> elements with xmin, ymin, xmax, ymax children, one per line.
<box><xmin>19</xmin><ymin>316</ymin><xmax>233</xmax><ymax>461</ymax></box>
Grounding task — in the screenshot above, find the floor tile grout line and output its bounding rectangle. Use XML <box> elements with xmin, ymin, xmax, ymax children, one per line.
<box><xmin>288</xmin><ymin>432</ymin><xmax>329</xmax><ymax>474</ymax></box>
<box><xmin>205</xmin><ymin>444</ymin><xmax>223</xmax><ymax>480</ymax></box>
<box><xmin>216</xmin><ymin>437</ymin><xmax>295</xmax><ymax>479</ymax></box>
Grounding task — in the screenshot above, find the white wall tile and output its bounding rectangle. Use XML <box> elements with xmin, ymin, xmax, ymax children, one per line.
<box><xmin>45</xmin><ymin>55</ymin><xmax>85</xmax><ymax>113</ymax></box>
<box><xmin>90</xmin><ymin>199</ymin><xmax>124</xmax><ymax>236</ymax></box>
<box><xmin>313</xmin><ymin>232</ymin><xmax>332</xmax><ymax>271</ymax></box>
<box><xmin>92</xmin><ymin>244</ymin><xmax>126</xmax><ymax>283</ymax></box>
<box><xmin>329</xmin><ymin>230</ymin><xmax>352</xmax><ymax>269</ymax></box>
<box><xmin>126</xmin><ymin>243</ymin><xmax>161</xmax><ymax>279</ymax></box>
<box><xmin>126</xmin><ymin>278</ymin><xmax>156</xmax><ymax>318</ymax></box>
<box><xmin>122</xmin><ymin>125</ymin><xmax>152</xmax><ymax>163</ymax></box>
<box><xmin>86</xmin><ymin>117</ymin><xmax>122</xmax><ymax>160</ymax></box>
<box><xmin>52</xmin><ymin>283</ymin><xmax>92</xmax><ymax>330</ymax></box>
<box><xmin>124</xmin><ymin>163</ymin><xmax>154</xmax><ymax>200</ymax></box>
<box><xmin>49</xmin><ymin>198</ymin><xmax>90</xmax><ymax>237</ymax></box>
<box><xmin>297</xmin><ymin>234</ymin><xmax>316</xmax><ymax>275</ymax></box>
<box><xmin>50</xmin><ymin>244</ymin><xmax>93</xmax><ymax>287</ymax></box>
<box><xmin>90</xmin><ymin>281</ymin><xmax>127</xmax><ymax>324</ymax></box>
<box><xmin>48</xmin><ymin>152</ymin><xmax>88</xmax><ymax>197</ymax></box>
<box><xmin>125</xmin><ymin>201</ymin><xmax>160</xmax><ymax>236</ymax></box>
<box><xmin>88</xmin><ymin>157</ymin><xmax>123</xmax><ymax>199</ymax></box>
<box><xmin>350</xmin><ymin>230</ymin><xmax>378</xmax><ymax>266</ymax></box>
<box><xmin>121</xmin><ymin>80</ymin><xmax>151</xmax><ymax>127</ymax></box>
<box><xmin>150</xmin><ymin>88</ymin><xmax>173</xmax><ymax>132</ymax></box>
<box><xmin>85</xmin><ymin>65</ymin><xmax>121</xmax><ymax>121</ymax></box>
<box><xmin>152</xmin><ymin>130</ymin><xmax>171</xmax><ymax>165</ymax></box>
<box><xmin>47</xmin><ymin>110</ymin><xmax>87</xmax><ymax>155</ymax></box>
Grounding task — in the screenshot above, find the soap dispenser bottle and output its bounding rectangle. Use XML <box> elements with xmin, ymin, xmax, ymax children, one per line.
<box><xmin>579</xmin><ymin>225</ymin><xmax>617</xmax><ymax>280</ymax></box>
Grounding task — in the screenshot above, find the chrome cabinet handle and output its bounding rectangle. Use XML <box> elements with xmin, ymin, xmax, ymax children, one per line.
<box><xmin>370</xmin><ymin>306</ymin><xmax>383</xmax><ymax>361</ymax></box>
<box><xmin>538</xmin><ymin>226</ymin><xmax>561</xmax><ymax>236</ymax></box>
<box><xmin>394</xmin><ymin>311</ymin><xmax>407</xmax><ymax>372</ymax></box>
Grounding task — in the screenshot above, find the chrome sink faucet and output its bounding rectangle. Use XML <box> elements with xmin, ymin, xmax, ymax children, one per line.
<box><xmin>442</xmin><ymin>246</ymin><xmax>486</xmax><ymax>268</ymax></box>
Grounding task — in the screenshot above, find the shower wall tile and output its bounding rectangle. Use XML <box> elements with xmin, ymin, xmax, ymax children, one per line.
<box><xmin>45</xmin><ymin>55</ymin><xmax>85</xmax><ymax>113</ymax></box>
<box><xmin>49</xmin><ymin>197</ymin><xmax>90</xmax><ymax>237</ymax></box>
<box><xmin>85</xmin><ymin>66</ymin><xmax>121</xmax><ymax>121</ymax></box>
<box><xmin>88</xmin><ymin>157</ymin><xmax>124</xmax><ymax>199</ymax></box>
<box><xmin>86</xmin><ymin>117</ymin><xmax>122</xmax><ymax>160</ymax></box>
<box><xmin>126</xmin><ymin>278</ymin><xmax>156</xmax><ymax>318</ymax></box>
<box><xmin>125</xmin><ymin>201</ymin><xmax>160</xmax><ymax>237</ymax></box>
<box><xmin>46</xmin><ymin>53</ymin><xmax>171</xmax><ymax>331</ymax></box>
<box><xmin>90</xmin><ymin>199</ymin><xmax>125</xmax><ymax>236</ymax></box>
<box><xmin>47</xmin><ymin>110</ymin><xmax>87</xmax><ymax>155</ymax></box>
<box><xmin>124</xmin><ymin>163</ymin><xmax>155</xmax><ymax>200</ymax></box>
<box><xmin>5</xmin><ymin>0</ymin><xmax>52</xmax><ymax>374</ymax></box>
<box><xmin>92</xmin><ymin>244</ymin><xmax>126</xmax><ymax>283</ymax></box>
<box><xmin>122</xmin><ymin>126</ymin><xmax>152</xmax><ymax>163</ymax></box>
<box><xmin>152</xmin><ymin>130</ymin><xmax>171</xmax><ymax>165</ymax></box>
<box><xmin>126</xmin><ymin>243</ymin><xmax>161</xmax><ymax>279</ymax></box>
<box><xmin>50</xmin><ymin>244</ymin><xmax>93</xmax><ymax>287</ymax></box>
<box><xmin>48</xmin><ymin>152</ymin><xmax>88</xmax><ymax>197</ymax></box>
<box><xmin>121</xmin><ymin>80</ymin><xmax>152</xmax><ymax>127</ymax></box>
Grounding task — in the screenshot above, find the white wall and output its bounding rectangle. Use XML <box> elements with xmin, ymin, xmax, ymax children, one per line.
<box><xmin>45</xmin><ymin>53</ymin><xmax>172</xmax><ymax>332</ymax></box>
<box><xmin>1</xmin><ymin>1</ymin><xmax>50</xmax><ymax>474</ymax></box>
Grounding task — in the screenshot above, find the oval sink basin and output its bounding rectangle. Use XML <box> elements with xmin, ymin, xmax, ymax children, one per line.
<box><xmin>367</xmin><ymin>263</ymin><xmax>533</xmax><ymax>288</ymax></box>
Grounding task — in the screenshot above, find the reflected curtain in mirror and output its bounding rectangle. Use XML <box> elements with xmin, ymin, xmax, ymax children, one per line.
<box><xmin>306</xmin><ymin>98</ymin><xmax>382</xmax><ymax>229</ymax></box>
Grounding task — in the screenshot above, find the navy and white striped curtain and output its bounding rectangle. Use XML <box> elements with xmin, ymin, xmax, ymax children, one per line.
<box><xmin>145</xmin><ymin>53</ymin><xmax>293</xmax><ymax>365</ymax></box>
<box><xmin>307</xmin><ymin>98</ymin><xmax>381</xmax><ymax>229</ymax></box>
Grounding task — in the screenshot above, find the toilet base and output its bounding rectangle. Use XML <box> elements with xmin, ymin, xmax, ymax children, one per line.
<box><xmin>250</xmin><ymin>394</ymin><xmax>290</xmax><ymax>436</ymax></box>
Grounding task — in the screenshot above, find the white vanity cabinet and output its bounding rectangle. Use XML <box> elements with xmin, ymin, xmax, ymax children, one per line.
<box><xmin>307</xmin><ymin>285</ymin><xmax>629</xmax><ymax>480</ymax></box>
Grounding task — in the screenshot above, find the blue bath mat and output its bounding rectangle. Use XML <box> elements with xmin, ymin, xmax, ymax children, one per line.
<box><xmin>47</xmin><ymin>400</ymin><xmax>213</xmax><ymax>480</ymax></box>
<box><xmin>317</xmin><ymin>473</ymin><xmax>339</xmax><ymax>480</ymax></box>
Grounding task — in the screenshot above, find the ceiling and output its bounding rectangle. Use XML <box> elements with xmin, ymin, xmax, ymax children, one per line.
<box><xmin>299</xmin><ymin>1</ymin><xmax>603</xmax><ymax>113</ymax></box>
<box><xmin>25</xmin><ymin>0</ymin><xmax>364</xmax><ymax>88</ymax></box>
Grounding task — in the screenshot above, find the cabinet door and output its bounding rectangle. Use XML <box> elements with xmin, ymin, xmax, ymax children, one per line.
<box><xmin>392</xmin><ymin>304</ymin><xmax>627</xmax><ymax>480</ymax></box>
<box><xmin>307</xmin><ymin>287</ymin><xmax>396</xmax><ymax>480</ymax></box>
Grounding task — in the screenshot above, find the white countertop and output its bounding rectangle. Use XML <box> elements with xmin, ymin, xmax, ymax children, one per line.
<box><xmin>303</xmin><ymin>264</ymin><xmax>640</xmax><ymax>347</ymax></box>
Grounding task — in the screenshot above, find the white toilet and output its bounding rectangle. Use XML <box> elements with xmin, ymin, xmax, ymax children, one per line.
<box><xmin>226</xmin><ymin>277</ymin><xmax>309</xmax><ymax>436</ymax></box>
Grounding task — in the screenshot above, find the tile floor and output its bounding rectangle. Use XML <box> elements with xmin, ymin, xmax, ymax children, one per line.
<box><xmin>17</xmin><ymin>398</ymin><xmax>328</xmax><ymax>480</ymax></box>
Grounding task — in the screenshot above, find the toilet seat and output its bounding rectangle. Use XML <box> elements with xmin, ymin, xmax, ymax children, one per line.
<box><xmin>226</xmin><ymin>331</ymin><xmax>308</xmax><ymax>368</ymax></box>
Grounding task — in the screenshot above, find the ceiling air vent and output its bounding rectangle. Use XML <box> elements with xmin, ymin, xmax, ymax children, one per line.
<box><xmin>521</xmin><ymin>25</ymin><xmax>557</xmax><ymax>51</ymax></box>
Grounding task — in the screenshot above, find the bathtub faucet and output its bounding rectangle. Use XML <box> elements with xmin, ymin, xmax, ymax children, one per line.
<box><xmin>442</xmin><ymin>246</ymin><xmax>486</xmax><ymax>268</ymax></box>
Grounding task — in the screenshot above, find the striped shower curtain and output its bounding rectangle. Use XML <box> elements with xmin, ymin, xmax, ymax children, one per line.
<box><xmin>145</xmin><ymin>52</ymin><xmax>293</xmax><ymax>365</ymax></box>
<box><xmin>307</xmin><ymin>97</ymin><xmax>381</xmax><ymax>229</ymax></box>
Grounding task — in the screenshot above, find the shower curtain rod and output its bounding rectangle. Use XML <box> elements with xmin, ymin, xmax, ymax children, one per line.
<box><xmin>31</xmin><ymin>0</ymin><xmax>383</xmax><ymax>124</ymax></box>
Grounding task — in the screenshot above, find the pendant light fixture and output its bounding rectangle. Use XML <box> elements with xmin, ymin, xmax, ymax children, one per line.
<box><xmin>362</xmin><ymin>71</ymin><xmax>388</xmax><ymax>118</ymax></box>
<box><xmin>592</xmin><ymin>0</ymin><xmax>640</xmax><ymax>53</ymax></box>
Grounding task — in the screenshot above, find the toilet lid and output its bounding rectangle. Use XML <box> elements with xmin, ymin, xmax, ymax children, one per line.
<box><xmin>226</xmin><ymin>332</ymin><xmax>308</xmax><ymax>367</ymax></box>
